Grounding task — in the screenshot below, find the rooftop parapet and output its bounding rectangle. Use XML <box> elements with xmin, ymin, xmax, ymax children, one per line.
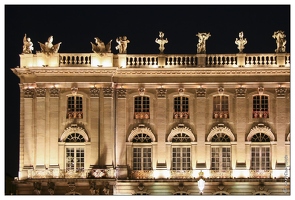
<box><xmin>19</xmin><ymin>52</ymin><xmax>290</xmax><ymax>68</ymax></box>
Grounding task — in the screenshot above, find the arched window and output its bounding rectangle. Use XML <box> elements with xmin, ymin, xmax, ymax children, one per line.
<box><xmin>171</xmin><ymin>133</ymin><xmax>191</xmax><ymax>170</ymax></box>
<box><xmin>211</xmin><ymin>133</ymin><xmax>231</xmax><ymax>171</ymax></box>
<box><xmin>132</xmin><ymin>133</ymin><xmax>152</xmax><ymax>170</ymax></box>
<box><xmin>173</xmin><ymin>96</ymin><xmax>189</xmax><ymax>119</ymax></box>
<box><xmin>172</xmin><ymin>133</ymin><xmax>191</xmax><ymax>142</ymax></box>
<box><xmin>213</xmin><ymin>95</ymin><xmax>229</xmax><ymax>119</ymax></box>
<box><xmin>250</xmin><ymin>133</ymin><xmax>271</xmax><ymax>170</ymax></box>
<box><xmin>65</xmin><ymin>133</ymin><xmax>85</xmax><ymax>172</ymax></box>
<box><xmin>253</xmin><ymin>95</ymin><xmax>269</xmax><ymax>118</ymax></box>
<box><xmin>134</xmin><ymin>96</ymin><xmax>150</xmax><ymax>119</ymax></box>
<box><xmin>67</xmin><ymin>95</ymin><xmax>83</xmax><ymax>119</ymax></box>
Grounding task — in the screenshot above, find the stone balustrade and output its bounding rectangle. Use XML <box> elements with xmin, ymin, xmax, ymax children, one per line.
<box><xmin>19</xmin><ymin>52</ymin><xmax>290</xmax><ymax>68</ymax></box>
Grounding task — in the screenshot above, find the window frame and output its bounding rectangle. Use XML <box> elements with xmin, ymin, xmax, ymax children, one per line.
<box><xmin>171</xmin><ymin>145</ymin><xmax>191</xmax><ymax>170</ymax></box>
<box><xmin>65</xmin><ymin>145</ymin><xmax>85</xmax><ymax>172</ymax></box>
<box><xmin>132</xmin><ymin>145</ymin><xmax>152</xmax><ymax>170</ymax></box>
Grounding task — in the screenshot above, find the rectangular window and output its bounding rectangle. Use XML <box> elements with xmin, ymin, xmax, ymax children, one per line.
<box><xmin>133</xmin><ymin>147</ymin><xmax>152</xmax><ymax>170</ymax></box>
<box><xmin>134</xmin><ymin>96</ymin><xmax>150</xmax><ymax>119</ymax></box>
<box><xmin>67</xmin><ymin>96</ymin><xmax>83</xmax><ymax>119</ymax></box>
<box><xmin>253</xmin><ymin>95</ymin><xmax>269</xmax><ymax>118</ymax></box>
<box><xmin>66</xmin><ymin>147</ymin><xmax>84</xmax><ymax>172</ymax></box>
<box><xmin>211</xmin><ymin>147</ymin><xmax>231</xmax><ymax>170</ymax></box>
<box><xmin>213</xmin><ymin>95</ymin><xmax>229</xmax><ymax>119</ymax></box>
<box><xmin>251</xmin><ymin>147</ymin><xmax>270</xmax><ymax>170</ymax></box>
<box><xmin>172</xmin><ymin>147</ymin><xmax>191</xmax><ymax>170</ymax></box>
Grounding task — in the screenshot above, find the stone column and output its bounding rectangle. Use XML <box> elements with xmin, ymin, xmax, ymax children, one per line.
<box><xmin>235</xmin><ymin>87</ymin><xmax>247</xmax><ymax>167</ymax></box>
<box><xmin>35</xmin><ymin>88</ymin><xmax>46</xmax><ymax>166</ymax></box>
<box><xmin>100</xmin><ymin>87</ymin><xmax>114</xmax><ymax>166</ymax></box>
<box><xmin>48</xmin><ymin>87</ymin><xmax>60</xmax><ymax>166</ymax></box>
<box><xmin>195</xmin><ymin>87</ymin><xmax>206</xmax><ymax>166</ymax></box>
<box><xmin>155</xmin><ymin>88</ymin><xmax>167</xmax><ymax>167</ymax></box>
<box><xmin>89</xmin><ymin>87</ymin><xmax>100</xmax><ymax>166</ymax></box>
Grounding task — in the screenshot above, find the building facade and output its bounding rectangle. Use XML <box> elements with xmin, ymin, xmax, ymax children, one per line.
<box><xmin>11</xmin><ymin>32</ymin><xmax>290</xmax><ymax>195</ymax></box>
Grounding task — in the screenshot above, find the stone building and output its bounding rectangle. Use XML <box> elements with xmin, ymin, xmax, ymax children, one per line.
<box><xmin>11</xmin><ymin>32</ymin><xmax>290</xmax><ymax>195</ymax></box>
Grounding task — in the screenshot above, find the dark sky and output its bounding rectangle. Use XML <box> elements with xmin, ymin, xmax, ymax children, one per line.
<box><xmin>4</xmin><ymin>5</ymin><xmax>290</xmax><ymax>178</ymax></box>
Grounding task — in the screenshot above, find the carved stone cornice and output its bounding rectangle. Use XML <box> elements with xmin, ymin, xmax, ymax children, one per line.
<box><xmin>23</xmin><ymin>88</ymin><xmax>35</xmax><ymax>98</ymax></box>
<box><xmin>236</xmin><ymin>87</ymin><xmax>247</xmax><ymax>98</ymax></box>
<box><xmin>49</xmin><ymin>87</ymin><xmax>60</xmax><ymax>97</ymax></box>
<box><xmin>103</xmin><ymin>87</ymin><xmax>113</xmax><ymax>97</ymax></box>
<box><xmin>275</xmin><ymin>86</ymin><xmax>287</xmax><ymax>98</ymax></box>
<box><xmin>156</xmin><ymin>88</ymin><xmax>167</xmax><ymax>98</ymax></box>
<box><xmin>35</xmin><ymin>88</ymin><xmax>46</xmax><ymax>97</ymax></box>
<box><xmin>196</xmin><ymin>87</ymin><xmax>206</xmax><ymax>97</ymax></box>
<box><xmin>90</xmin><ymin>87</ymin><xmax>100</xmax><ymax>97</ymax></box>
<box><xmin>117</xmin><ymin>88</ymin><xmax>127</xmax><ymax>98</ymax></box>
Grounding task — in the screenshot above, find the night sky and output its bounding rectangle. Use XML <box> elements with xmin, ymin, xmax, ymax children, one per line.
<box><xmin>4</xmin><ymin>4</ymin><xmax>291</xmax><ymax>178</ymax></box>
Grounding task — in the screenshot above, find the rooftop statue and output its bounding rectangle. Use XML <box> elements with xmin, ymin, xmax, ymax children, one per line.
<box><xmin>272</xmin><ymin>30</ymin><xmax>287</xmax><ymax>53</ymax></box>
<box><xmin>196</xmin><ymin>32</ymin><xmax>211</xmax><ymax>54</ymax></box>
<box><xmin>235</xmin><ymin>31</ymin><xmax>247</xmax><ymax>53</ymax></box>
<box><xmin>22</xmin><ymin>33</ymin><xmax>34</xmax><ymax>54</ymax></box>
<box><xmin>155</xmin><ymin>31</ymin><xmax>168</xmax><ymax>53</ymax></box>
<box><xmin>91</xmin><ymin>37</ymin><xmax>112</xmax><ymax>54</ymax></box>
<box><xmin>38</xmin><ymin>36</ymin><xmax>62</xmax><ymax>55</ymax></box>
<box><xmin>116</xmin><ymin>36</ymin><xmax>130</xmax><ymax>54</ymax></box>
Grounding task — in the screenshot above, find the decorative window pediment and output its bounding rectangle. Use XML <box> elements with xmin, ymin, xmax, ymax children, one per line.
<box><xmin>168</xmin><ymin>125</ymin><xmax>195</xmax><ymax>142</ymax></box>
<box><xmin>128</xmin><ymin>125</ymin><xmax>155</xmax><ymax>142</ymax></box>
<box><xmin>60</xmin><ymin>125</ymin><xmax>89</xmax><ymax>142</ymax></box>
<box><xmin>207</xmin><ymin>125</ymin><xmax>235</xmax><ymax>142</ymax></box>
<box><xmin>247</xmin><ymin>125</ymin><xmax>275</xmax><ymax>142</ymax></box>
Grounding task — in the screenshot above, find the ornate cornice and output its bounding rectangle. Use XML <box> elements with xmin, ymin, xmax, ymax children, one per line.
<box><xmin>12</xmin><ymin>67</ymin><xmax>290</xmax><ymax>76</ymax></box>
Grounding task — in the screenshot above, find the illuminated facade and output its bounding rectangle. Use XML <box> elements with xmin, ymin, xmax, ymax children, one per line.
<box><xmin>11</xmin><ymin>32</ymin><xmax>290</xmax><ymax>195</ymax></box>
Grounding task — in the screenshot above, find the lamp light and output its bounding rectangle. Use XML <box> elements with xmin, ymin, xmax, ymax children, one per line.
<box><xmin>197</xmin><ymin>171</ymin><xmax>205</xmax><ymax>195</ymax></box>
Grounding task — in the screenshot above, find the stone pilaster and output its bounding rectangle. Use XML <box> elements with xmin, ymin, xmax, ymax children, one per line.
<box><xmin>235</xmin><ymin>87</ymin><xmax>247</xmax><ymax>166</ymax></box>
<box><xmin>116</xmin><ymin>88</ymin><xmax>127</xmax><ymax>166</ymax></box>
<box><xmin>100</xmin><ymin>87</ymin><xmax>114</xmax><ymax>166</ymax></box>
<box><xmin>89</xmin><ymin>88</ymin><xmax>100</xmax><ymax>166</ymax></box>
<box><xmin>156</xmin><ymin>88</ymin><xmax>167</xmax><ymax>166</ymax></box>
<box><xmin>23</xmin><ymin>88</ymin><xmax>35</xmax><ymax>168</ymax></box>
<box><xmin>35</xmin><ymin>88</ymin><xmax>46</xmax><ymax>166</ymax></box>
<box><xmin>195</xmin><ymin>88</ymin><xmax>206</xmax><ymax>166</ymax></box>
<box><xmin>49</xmin><ymin>87</ymin><xmax>60</xmax><ymax>165</ymax></box>
<box><xmin>275</xmin><ymin>87</ymin><xmax>288</xmax><ymax>164</ymax></box>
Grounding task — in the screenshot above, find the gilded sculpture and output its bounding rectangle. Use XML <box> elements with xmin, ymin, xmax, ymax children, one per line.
<box><xmin>115</xmin><ymin>36</ymin><xmax>130</xmax><ymax>54</ymax></box>
<box><xmin>272</xmin><ymin>30</ymin><xmax>287</xmax><ymax>53</ymax></box>
<box><xmin>22</xmin><ymin>34</ymin><xmax>34</xmax><ymax>54</ymax></box>
<box><xmin>38</xmin><ymin>36</ymin><xmax>62</xmax><ymax>55</ymax></box>
<box><xmin>90</xmin><ymin>37</ymin><xmax>112</xmax><ymax>54</ymax></box>
<box><xmin>155</xmin><ymin>31</ymin><xmax>168</xmax><ymax>53</ymax></box>
<box><xmin>235</xmin><ymin>31</ymin><xmax>247</xmax><ymax>53</ymax></box>
<box><xmin>196</xmin><ymin>32</ymin><xmax>211</xmax><ymax>54</ymax></box>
